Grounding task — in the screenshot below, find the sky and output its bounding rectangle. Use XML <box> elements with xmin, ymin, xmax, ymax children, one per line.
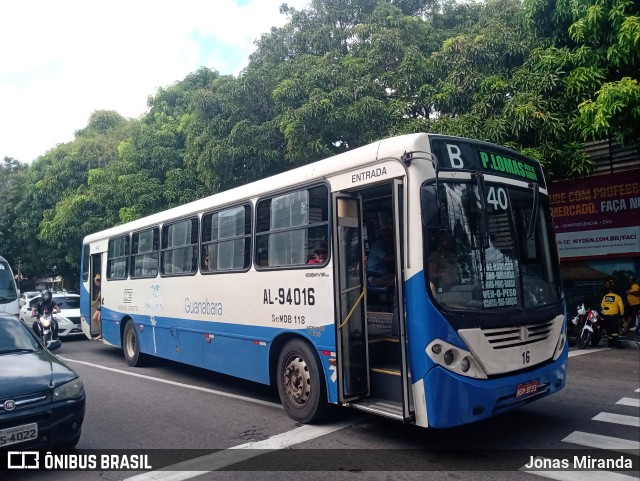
<box><xmin>0</xmin><ymin>0</ymin><xmax>308</xmax><ymax>164</ymax></box>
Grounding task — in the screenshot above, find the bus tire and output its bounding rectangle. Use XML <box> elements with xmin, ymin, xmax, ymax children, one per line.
<box><xmin>123</xmin><ymin>319</ymin><xmax>144</xmax><ymax>367</ymax></box>
<box><xmin>277</xmin><ymin>339</ymin><xmax>327</xmax><ymax>424</ymax></box>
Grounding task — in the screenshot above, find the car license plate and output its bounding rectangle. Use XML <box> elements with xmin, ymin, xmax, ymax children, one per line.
<box><xmin>0</xmin><ymin>423</ymin><xmax>38</xmax><ymax>447</ymax></box>
<box><xmin>516</xmin><ymin>380</ymin><xmax>539</xmax><ymax>398</ymax></box>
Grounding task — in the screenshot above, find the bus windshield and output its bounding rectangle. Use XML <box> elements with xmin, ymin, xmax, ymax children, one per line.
<box><xmin>423</xmin><ymin>180</ymin><xmax>562</xmax><ymax>312</ymax></box>
<box><xmin>0</xmin><ymin>258</ymin><xmax>18</xmax><ymax>303</ymax></box>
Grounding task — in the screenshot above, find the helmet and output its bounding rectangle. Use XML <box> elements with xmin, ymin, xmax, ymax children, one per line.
<box><xmin>42</xmin><ymin>289</ymin><xmax>52</xmax><ymax>303</ymax></box>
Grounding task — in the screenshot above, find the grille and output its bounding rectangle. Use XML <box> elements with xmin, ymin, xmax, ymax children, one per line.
<box><xmin>482</xmin><ymin>321</ymin><xmax>554</xmax><ymax>349</ymax></box>
<box><xmin>67</xmin><ymin>317</ymin><xmax>81</xmax><ymax>325</ymax></box>
<box><xmin>0</xmin><ymin>392</ymin><xmax>48</xmax><ymax>414</ymax></box>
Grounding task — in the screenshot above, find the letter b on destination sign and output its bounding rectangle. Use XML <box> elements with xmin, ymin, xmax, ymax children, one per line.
<box><xmin>446</xmin><ymin>144</ymin><xmax>464</xmax><ymax>169</ymax></box>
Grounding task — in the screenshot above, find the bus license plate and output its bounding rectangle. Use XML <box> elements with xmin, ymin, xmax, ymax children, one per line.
<box><xmin>0</xmin><ymin>423</ymin><xmax>38</xmax><ymax>447</ymax></box>
<box><xmin>516</xmin><ymin>380</ymin><xmax>538</xmax><ymax>399</ymax></box>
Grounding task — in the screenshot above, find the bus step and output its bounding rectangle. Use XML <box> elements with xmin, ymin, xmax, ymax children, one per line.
<box><xmin>369</xmin><ymin>366</ymin><xmax>402</xmax><ymax>403</ymax></box>
<box><xmin>368</xmin><ymin>337</ymin><xmax>401</xmax><ymax>367</ymax></box>
<box><xmin>349</xmin><ymin>398</ymin><xmax>404</xmax><ymax>421</ymax></box>
<box><xmin>367</xmin><ymin>311</ymin><xmax>394</xmax><ymax>327</ymax></box>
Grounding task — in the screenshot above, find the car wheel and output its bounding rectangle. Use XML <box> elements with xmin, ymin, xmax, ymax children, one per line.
<box><xmin>123</xmin><ymin>319</ymin><xmax>144</xmax><ymax>367</ymax></box>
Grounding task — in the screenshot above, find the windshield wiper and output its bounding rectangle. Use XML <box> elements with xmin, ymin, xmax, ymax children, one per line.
<box><xmin>0</xmin><ymin>296</ymin><xmax>16</xmax><ymax>302</ymax></box>
<box><xmin>526</xmin><ymin>182</ymin><xmax>539</xmax><ymax>239</ymax></box>
<box><xmin>473</xmin><ymin>172</ymin><xmax>490</xmax><ymax>249</ymax></box>
<box><xmin>0</xmin><ymin>348</ymin><xmax>36</xmax><ymax>354</ymax></box>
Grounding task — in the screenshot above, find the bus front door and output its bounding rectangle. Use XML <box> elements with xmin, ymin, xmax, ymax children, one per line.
<box><xmin>89</xmin><ymin>254</ymin><xmax>102</xmax><ymax>338</ymax></box>
<box><xmin>333</xmin><ymin>195</ymin><xmax>369</xmax><ymax>401</ymax></box>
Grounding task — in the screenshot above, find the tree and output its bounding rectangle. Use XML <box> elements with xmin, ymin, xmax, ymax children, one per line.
<box><xmin>0</xmin><ymin>157</ymin><xmax>28</xmax><ymax>271</ymax></box>
<box><xmin>525</xmin><ymin>0</ymin><xmax>640</xmax><ymax>146</ymax></box>
<box><xmin>21</xmin><ymin>111</ymin><xmax>134</xmax><ymax>284</ymax></box>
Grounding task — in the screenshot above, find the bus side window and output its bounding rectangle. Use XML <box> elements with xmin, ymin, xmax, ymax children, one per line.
<box><xmin>255</xmin><ymin>185</ymin><xmax>329</xmax><ymax>268</ymax></box>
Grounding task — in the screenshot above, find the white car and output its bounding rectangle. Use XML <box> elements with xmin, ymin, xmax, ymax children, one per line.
<box><xmin>21</xmin><ymin>293</ymin><xmax>82</xmax><ymax>338</ymax></box>
<box><xmin>19</xmin><ymin>290</ymin><xmax>40</xmax><ymax>307</ymax></box>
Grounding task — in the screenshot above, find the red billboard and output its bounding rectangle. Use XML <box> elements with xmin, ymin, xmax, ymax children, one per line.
<box><xmin>549</xmin><ymin>169</ymin><xmax>640</xmax><ymax>260</ymax></box>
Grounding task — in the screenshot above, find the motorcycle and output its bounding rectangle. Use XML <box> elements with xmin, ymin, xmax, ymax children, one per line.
<box><xmin>35</xmin><ymin>308</ymin><xmax>57</xmax><ymax>344</ymax></box>
<box><xmin>571</xmin><ymin>303</ymin><xmax>603</xmax><ymax>349</ymax></box>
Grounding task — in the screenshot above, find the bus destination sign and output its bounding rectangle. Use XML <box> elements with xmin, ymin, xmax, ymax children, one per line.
<box><xmin>429</xmin><ymin>137</ymin><xmax>544</xmax><ymax>187</ymax></box>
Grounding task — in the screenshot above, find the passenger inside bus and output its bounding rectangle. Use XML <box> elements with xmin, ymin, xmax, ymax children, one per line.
<box><xmin>307</xmin><ymin>244</ymin><xmax>327</xmax><ymax>264</ymax></box>
<box><xmin>91</xmin><ymin>274</ymin><xmax>102</xmax><ymax>340</ymax></box>
<box><xmin>367</xmin><ymin>228</ymin><xmax>395</xmax><ymax>287</ymax></box>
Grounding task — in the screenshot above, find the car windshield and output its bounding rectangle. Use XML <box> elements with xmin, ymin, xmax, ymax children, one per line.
<box><xmin>422</xmin><ymin>180</ymin><xmax>562</xmax><ymax>311</ymax></box>
<box><xmin>0</xmin><ymin>320</ymin><xmax>40</xmax><ymax>353</ymax></box>
<box><xmin>53</xmin><ymin>297</ymin><xmax>80</xmax><ymax>309</ymax></box>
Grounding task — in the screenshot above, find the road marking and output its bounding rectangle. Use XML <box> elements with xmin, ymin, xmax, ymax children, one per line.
<box><xmin>562</xmin><ymin>431</ymin><xmax>640</xmax><ymax>453</ymax></box>
<box><xmin>568</xmin><ymin>348</ymin><xmax>611</xmax><ymax>357</ymax></box>
<box><xmin>617</xmin><ymin>398</ymin><xmax>640</xmax><ymax>408</ymax></box>
<box><xmin>593</xmin><ymin>412</ymin><xmax>640</xmax><ymax>428</ymax></box>
<box><xmin>123</xmin><ymin>418</ymin><xmax>361</xmax><ymax>481</ymax></box>
<box><xmin>520</xmin><ymin>457</ymin><xmax>638</xmax><ymax>481</ymax></box>
<box><xmin>60</xmin><ymin>357</ymin><xmax>282</xmax><ymax>409</ymax></box>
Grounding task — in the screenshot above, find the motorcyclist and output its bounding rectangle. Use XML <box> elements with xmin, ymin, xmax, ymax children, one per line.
<box><xmin>31</xmin><ymin>289</ymin><xmax>60</xmax><ymax>340</ymax></box>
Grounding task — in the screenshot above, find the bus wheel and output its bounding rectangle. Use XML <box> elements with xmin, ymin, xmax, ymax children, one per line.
<box><xmin>123</xmin><ymin>319</ymin><xmax>144</xmax><ymax>367</ymax></box>
<box><xmin>277</xmin><ymin>339</ymin><xmax>327</xmax><ymax>424</ymax></box>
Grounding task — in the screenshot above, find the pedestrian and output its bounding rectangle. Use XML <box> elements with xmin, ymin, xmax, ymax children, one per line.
<box><xmin>601</xmin><ymin>280</ymin><xmax>624</xmax><ymax>348</ymax></box>
<box><xmin>622</xmin><ymin>273</ymin><xmax>640</xmax><ymax>334</ymax></box>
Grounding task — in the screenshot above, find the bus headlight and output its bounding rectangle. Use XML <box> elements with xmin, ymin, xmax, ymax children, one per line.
<box><xmin>460</xmin><ymin>357</ymin><xmax>471</xmax><ymax>372</ymax></box>
<box><xmin>553</xmin><ymin>330</ymin><xmax>566</xmax><ymax>360</ymax></box>
<box><xmin>443</xmin><ymin>349</ymin><xmax>454</xmax><ymax>365</ymax></box>
<box><xmin>426</xmin><ymin>340</ymin><xmax>487</xmax><ymax>379</ymax></box>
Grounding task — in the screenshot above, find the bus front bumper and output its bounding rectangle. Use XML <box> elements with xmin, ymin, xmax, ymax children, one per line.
<box><xmin>421</xmin><ymin>352</ymin><xmax>567</xmax><ymax>428</ymax></box>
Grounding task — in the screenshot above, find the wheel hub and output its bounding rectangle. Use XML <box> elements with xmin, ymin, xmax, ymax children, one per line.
<box><xmin>284</xmin><ymin>355</ymin><xmax>310</xmax><ymax>405</ymax></box>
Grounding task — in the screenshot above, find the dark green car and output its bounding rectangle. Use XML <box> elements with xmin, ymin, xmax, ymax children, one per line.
<box><xmin>0</xmin><ymin>314</ymin><xmax>85</xmax><ymax>449</ymax></box>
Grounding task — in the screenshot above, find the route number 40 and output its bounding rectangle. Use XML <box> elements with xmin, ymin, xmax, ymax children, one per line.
<box><xmin>487</xmin><ymin>187</ymin><xmax>508</xmax><ymax>210</ymax></box>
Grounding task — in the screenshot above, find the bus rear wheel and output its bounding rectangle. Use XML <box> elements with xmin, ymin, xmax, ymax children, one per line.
<box><xmin>123</xmin><ymin>319</ymin><xmax>144</xmax><ymax>367</ymax></box>
<box><xmin>277</xmin><ymin>339</ymin><xmax>327</xmax><ymax>424</ymax></box>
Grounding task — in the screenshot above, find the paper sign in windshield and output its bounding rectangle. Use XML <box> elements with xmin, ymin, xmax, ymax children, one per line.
<box><xmin>482</xmin><ymin>261</ymin><xmax>518</xmax><ymax>308</ymax></box>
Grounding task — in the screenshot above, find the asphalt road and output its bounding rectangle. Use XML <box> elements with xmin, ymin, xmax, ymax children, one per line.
<box><xmin>4</xmin><ymin>335</ymin><xmax>639</xmax><ymax>481</ymax></box>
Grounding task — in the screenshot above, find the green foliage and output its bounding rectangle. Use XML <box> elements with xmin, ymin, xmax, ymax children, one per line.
<box><xmin>5</xmin><ymin>0</ymin><xmax>638</xmax><ymax>289</ymax></box>
<box><xmin>575</xmin><ymin>77</ymin><xmax>640</xmax><ymax>144</ymax></box>
<box><xmin>525</xmin><ymin>0</ymin><xmax>640</xmax><ymax>144</ymax></box>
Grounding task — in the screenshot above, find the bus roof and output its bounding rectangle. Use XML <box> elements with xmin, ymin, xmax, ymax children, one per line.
<box><xmin>82</xmin><ymin>132</ymin><xmax>545</xmax><ymax>244</ymax></box>
<box><xmin>83</xmin><ymin>133</ymin><xmax>432</xmax><ymax>244</ymax></box>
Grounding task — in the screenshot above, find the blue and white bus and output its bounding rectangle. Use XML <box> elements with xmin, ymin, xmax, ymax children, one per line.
<box><xmin>0</xmin><ymin>255</ymin><xmax>20</xmax><ymax>316</ymax></box>
<box><xmin>80</xmin><ymin>133</ymin><xmax>567</xmax><ymax>428</ymax></box>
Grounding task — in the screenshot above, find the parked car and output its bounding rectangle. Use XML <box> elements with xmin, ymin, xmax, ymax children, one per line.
<box><xmin>20</xmin><ymin>293</ymin><xmax>82</xmax><ymax>338</ymax></box>
<box><xmin>0</xmin><ymin>314</ymin><xmax>85</xmax><ymax>449</ymax></box>
<box><xmin>19</xmin><ymin>291</ymin><xmax>40</xmax><ymax>308</ymax></box>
